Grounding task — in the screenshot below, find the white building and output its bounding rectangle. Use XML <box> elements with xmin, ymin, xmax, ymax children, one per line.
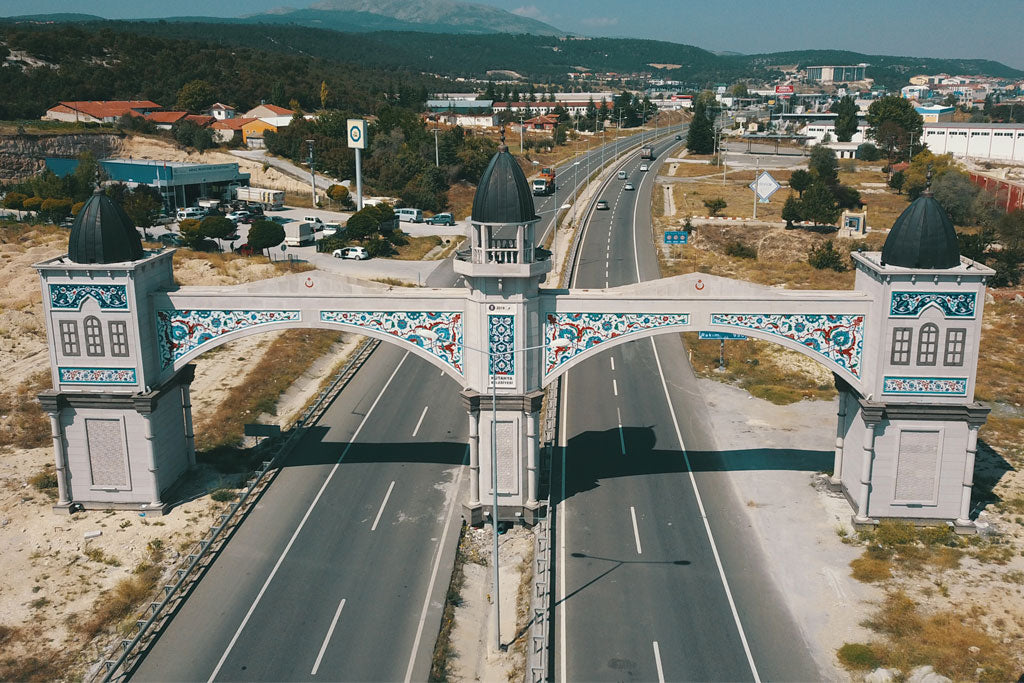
<box><xmin>242</xmin><ymin>104</ymin><xmax>296</xmax><ymax>128</ymax></box>
<box><xmin>205</xmin><ymin>103</ymin><xmax>236</xmax><ymax>120</ymax></box>
<box><xmin>922</xmin><ymin>123</ymin><xmax>1024</xmax><ymax>163</ymax></box>
<box><xmin>801</xmin><ymin>120</ymin><xmax>870</xmax><ymax>144</ymax></box>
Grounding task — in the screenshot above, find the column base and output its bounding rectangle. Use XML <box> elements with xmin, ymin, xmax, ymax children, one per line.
<box><xmin>463</xmin><ymin>502</ymin><xmax>547</xmax><ymax>526</ymax></box>
<box><xmin>55</xmin><ymin>500</ymin><xmax>172</xmax><ymax>516</ymax></box>
<box><xmin>954</xmin><ymin>518</ymin><xmax>978</xmax><ymax>535</ymax></box>
<box><xmin>851</xmin><ymin>514</ymin><xmax>878</xmax><ymax>531</ymax></box>
<box><xmin>51</xmin><ymin>501</ymin><xmax>76</xmax><ymax>515</ymax></box>
<box><xmin>826</xmin><ymin>475</ymin><xmax>843</xmax><ymax>492</ymax></box>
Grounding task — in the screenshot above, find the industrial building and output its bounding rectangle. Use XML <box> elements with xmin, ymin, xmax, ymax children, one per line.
<box><xmin>922</xmin><ymin>123</ymin><xmax>1024</xmax><ymax>163</ymax></box>
<box><xmin>806</xmin><ymin>64</ymin><xmax>869</xmax><ymax>83</ymax></box>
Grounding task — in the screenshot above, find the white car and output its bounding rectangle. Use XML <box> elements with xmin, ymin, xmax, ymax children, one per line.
<box><xmin>225</xmin><ymin>210</ymin><xmax>251</xmax><ymax>223</ymax></box>
<box><xmin>639</xmin><ymin>164</ymin><xmax>650</xmax><ymax>172</ymax></box>
<box><xmin>332</xmin><ymin>246</ymin><xmax>369</xmax><ymax>260</ymax></box>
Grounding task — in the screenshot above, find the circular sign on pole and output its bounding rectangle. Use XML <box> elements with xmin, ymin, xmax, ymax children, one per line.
<box><xmin>280</xmin><ymin>244</ymin><xmax>287</xmax><ymax>251</ymax></box>
<box><xmin>347</xmin><ymin>119</ymin><xmax>366</xmax><ymax>150</ymax></box>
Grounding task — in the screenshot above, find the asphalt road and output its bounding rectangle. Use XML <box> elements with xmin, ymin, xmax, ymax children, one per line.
<box><xmin>554</xmin><ymin>134</ymin><xmax>821</xmax><ymax>681</ymax></box>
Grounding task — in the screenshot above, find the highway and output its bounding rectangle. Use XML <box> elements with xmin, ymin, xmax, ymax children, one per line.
<box><xmin>554</xmin><ymin>134</ymin><xmax>821</xmax><ymax>681</ymax></box>
<box><xmin>129</xmin><ymin>131</ymin><xmax>664</xmax><ymax>681</ymax></box>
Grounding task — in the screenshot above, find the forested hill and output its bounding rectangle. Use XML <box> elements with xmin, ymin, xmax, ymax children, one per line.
<box><xmin>0</xmin><ymin>23</ymin><xmax>440</xmax><ymax>120</ymax></box>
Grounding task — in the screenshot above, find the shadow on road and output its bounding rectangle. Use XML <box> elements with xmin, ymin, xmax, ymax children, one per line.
<box><xmin>281</xmin><ymin>426</ymin><xmax>468</xmax><ymax>469</ymax></box>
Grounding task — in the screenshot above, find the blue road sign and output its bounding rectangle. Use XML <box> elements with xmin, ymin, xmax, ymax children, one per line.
<box><xmin>664</xmin><ymin>231</ymin><xmax>689</xmax><ymax>244</ymax></box>
<box><xmin>698</xmin><ymin>330</ymin><xmax>748</xmax><ymax>340</ymax></box>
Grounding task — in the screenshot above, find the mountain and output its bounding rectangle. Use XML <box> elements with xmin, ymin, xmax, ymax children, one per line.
<box><xmin>2</xmin><ymin>13</ymin><xmax>104</xmax><ymax>22</ymax></box>
<box><xmin>244</xmin><ymin>0</ymin><xmax>565</xmax><ymax>36</ymax></box>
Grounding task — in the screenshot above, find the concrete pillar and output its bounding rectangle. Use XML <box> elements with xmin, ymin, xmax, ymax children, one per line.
<box><xmin>526</xmin><ymin>409</ymin><xmax>538</xmax><ymax>507</ymax></box>
<box><xmin>141</xmin><ymin>413</ymin><xmax>162</xmax><ymax>508</ymax></box>
<box><xmin>47</xmin><ymin>411</ymin><xmax>70</xmax><ymax>506</ymax></box>
<box><xmin>830</xmin><ymin>390</ymin><xmax>847</xmax><ymax>487</ymax></box>
<box><xmin>468</xmin><ymin>409</ymin><xmax>481</xmax><ymax>506</ymax></box>
<box><xmin>956</xmin><ymin>424</ymin><xmax>981</xmax><ymax>527</ymax></box>
<box><xmin>855</xmin><ymin>420</ymin><xmax>878</xmax><ymax>524</ymax></box>
<box><xmin>181</xmin><ymin>384</ymin><xmax>196</xmax><ymax>467</ymax></box>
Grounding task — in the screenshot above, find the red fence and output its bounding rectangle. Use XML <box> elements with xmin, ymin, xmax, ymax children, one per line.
<box><xmin>970</xmin><ymin>172</ymin><xmax>1024</xmax><ymax>212</ymax></box>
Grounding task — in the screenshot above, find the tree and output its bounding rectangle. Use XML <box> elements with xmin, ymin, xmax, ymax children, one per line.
<box><xmin>175</xmin><ymin>79</ymin><xmax>215</xmax><ymax>113</ymax></box>
<box><xmin>931</xmin><ymin>172</ymin><xmax>980</xmax><ymax>225</ymax></box>
<box><xmin>247</xmin><ymin>220</ymin><xmax>285</xmax><ymax>255</ymax></box>
<box><xmin>178</xmin><ymin>218</ymin><xmax>202</xmax><ymax>247</ymax></box>
<box><xmin>788</xmin><ymin>169</ymin><xmax>812</xmax><ymax>198</ymax></box>
<box><xmin>904</xmin><ymin>149</ymin><xmax>959</xmax><ymax>199</ymax></box>
<box><xmin>121</xmin><ymin>186</ymin><xmax>163</xmax><ymax>229</ymax></box>
<box><xmin>401</xmin><ymin>167</ymin><xmax>448</xmax><ymax>213</ymax></box>
<box><xmin>731</xmin><ymin>82</ymin><xmax>748</xmax><ymax>98</ymax></box>
<box><xmin>319</xmin><ymin>80</ymin><xmax>330</xmax><ymax>110</ymax></box>
<box><xmin>809</xmin><ymin>145</ymin><xmax>839</xmax><ymax>185</ymax></box>
<box><xmin>856</xmin><ymin>143</ymin><xmax>882</xmax><ymax>162</ymax></box>
<box><xmin>40</xmin><ymin>197</ymin><xmax>73</xmax><ymax>223</ymax></box>
<box><xmin>703</xmin><ymin>197</ymin><xmax>727</xmax><ymax>216</ymax></box>
<box><xmin>807</xmin><ymin>240</ymin><xmax>847</xmax><ymax>271</ymax></box>
<box><xmin>866</xmin><ymin>96</ymin><xmax>923</xmax><ymax>162</ymax></box>
<box><xmin>2</xmin><ymin>192</ymin><xmax>28</xmax><ymax>210</ymax></box>
<box><xmin>686</xmin><ymin>98</ymin><xmax>715</xmax><ymax>154</ymax></box>
<box><xmin>888</xmin><ymin>170</ymin><xmax>906</xmax><ymax>195</ymax></box>
<box><xmin>831</xmin><ymin>96</ymin><xmax>859</xmax><ymax>142</ymax></box>
<box><xmin>345</xmin><ymin>208</ymin><xmax>380</xmax><ymax>241</ymax></box>
<box><xmin>801</xmin><ymin>180</ymin><xmax>841</xmax><ymax>225</ymax></box>
<box><xmin>172</xmin><ymin>120</ymin><xmax>215</xmax><ymax>153</ymax></box>
<box><xmin>199</xmin><ymin>215</ymin><xmax>235</xmax><ymax>241</ymax></box>
<box><xmin>782</xmin><ymin>194</ymin><xmax>802</xmax><ymax>227</ymax></box>
<box><xmin>995</xmin><ymin>209</ymin><xmax>1024</xmax><ymax>252</ymax></box>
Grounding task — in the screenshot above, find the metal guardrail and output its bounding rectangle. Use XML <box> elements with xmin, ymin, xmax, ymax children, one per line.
<box><xmin>95</xmin><ymin>338</ymin><xmax>381</xmax><ymax>682</ymax></box>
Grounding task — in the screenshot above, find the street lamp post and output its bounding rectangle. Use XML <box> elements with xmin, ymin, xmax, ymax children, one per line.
<box><xmin>305</xmin><ymin>139</ymin><xmax>316</xmax><ymax>206</ymax></box>
<box><xmin>572</xmin><ymin>160</ymin><xmax>581</xmax><ymax>225</ymax></box>
<box><xmin>432</xmin><ymin>128</ymin><xmax>440</xmax><ymax>167</ymax></box>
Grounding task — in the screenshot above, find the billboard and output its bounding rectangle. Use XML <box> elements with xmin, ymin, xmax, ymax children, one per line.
<box><xmin>775</xmin><ymin>85</ymin><xmax>795</xmax><ymax>95</ymax></box>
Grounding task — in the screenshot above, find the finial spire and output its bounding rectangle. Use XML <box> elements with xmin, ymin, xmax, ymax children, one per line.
<box><xmin>922</xmin><ymin>164</ymin><xmax>934</xmax><ymax>197</ymax></box>
<box><xmin>499</xmin><ymin>125</ymin><xmax>508</xmax><ymax>152</ymax></box>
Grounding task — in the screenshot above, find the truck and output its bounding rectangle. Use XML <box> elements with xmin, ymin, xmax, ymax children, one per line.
<box><xmin>539</xmin><ymin>166</ymin><xmax>556</xmax><ymax>187</ymax></box>
<box><xmin>232</xmin><ymin>186</ymin><xmax>285</xmax><ymax>209</ymax></box>
<box><xmin>284</xmin><ymin>222</ymin><xmax>315</xmax><ymax>246</ymax></box>
<box><xmin>640</xmin><ymin>145</ymin><xmax>655</xmax><ymax>160</ymax></box>
<box><xmin>532</xmin><ymin>178</ymin><xmax>553</xmax><ymax>196</ymax></box>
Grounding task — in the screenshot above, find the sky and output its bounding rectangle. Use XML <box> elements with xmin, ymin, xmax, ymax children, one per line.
<box><xmin>2</xmin><ymin>0</ymin><xmax>1022</xmax><ymax>69</ymax></box>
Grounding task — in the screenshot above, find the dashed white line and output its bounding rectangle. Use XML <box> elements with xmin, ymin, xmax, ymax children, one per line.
<box><xmin>412</xmin><ymin>405</ymin><xmax>429</xmax><ymax>437</ymax></box>
<box><xmin>610</xmin><ymin>357</ymin><xmax>615</xmax><ymax>371</ymax></box>
<box><xmin>612</xmin><ymin>378</ymin><xmax>618</xmax><ymax>396</ymax></box>
<box><xmin>310</xmin><ymin>598</ymin><xmax>346</xmax><ymax>675</ymax></box>
<box><xmin>629</xmin><ymin>506</ymin><xmax>643</xmax><ymax>555</ymax></box>
<box><xmin>370</xmin><ymin>480</ymin><xmax>396</xmax><ymax>531</ymax></box>
<box><xmin>653</xmin><ymin>641</ymin><xmax>666</xmax><ymax>683</ymax></box>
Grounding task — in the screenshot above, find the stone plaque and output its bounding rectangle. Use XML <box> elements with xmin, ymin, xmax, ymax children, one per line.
<box><xmin>894</xmin><ymin>429</ymin><xmax>940</xmax><ymax>504</ymax></box>
<box><xmin>86</xmin><ymin>418</ymin><xmax>128</xmax><ymax>489</ymax></box>
<box><xmin>494</xmin><ymin>421</ymin><xmax>518</xmax><ymax>495</ymax></box>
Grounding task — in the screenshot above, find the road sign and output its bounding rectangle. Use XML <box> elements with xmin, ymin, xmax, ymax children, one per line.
<box><xmin>698</xmin><ymin>331</ymin><xmax>747</xmax><ymax>340</ymax></box>
<box><xmin>347</xmin><ymin>118</ymin><xmax>366</xmax><ymax>150</ymax></box>
<box><xmin>775</xmin><ymin>85</ymin><xmax>794</xmax><ymax>95</ymax></box>
<box><xmin>664</xmin><ymin>231</ymin><xmax>689</xmax><ymax>244</ymax></box>
<box><xmin>749</xmin><ymin>171</ymin><xmax>781</xmax><ymax>203</ymax></box>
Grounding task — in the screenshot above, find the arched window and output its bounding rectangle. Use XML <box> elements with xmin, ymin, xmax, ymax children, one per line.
<box><xmin>84</xmin><ymin>316</ymin><xmax>105</xmax><ymax>357</ymax></box>
<box><xmin>916</xmin><ymin>323</ymin><xmax>939</xmax><ymax>366</ymax></box>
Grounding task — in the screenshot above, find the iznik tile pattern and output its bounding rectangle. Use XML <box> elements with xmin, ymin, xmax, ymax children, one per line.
<box><xmin>157</xmin><ymin>310</ymin><xmax>301</xmax><ymax>368</ymax></box>
<box><xmin>710</xmin><ymin>313</ymin><xmax>864</xmax><ymax>378</ymax></box>
<box><xmin>883</xmin><ymin>376</ymin><xmax>968</xmax><ymax>396</ymax></box>
<box><xmin>58</xmin><ymin>367</ymin><xmax>137</xmax><ymax>384</ymax></box>
<box><xmin>890</xmin><ymin>291</ymin><xmax>976</xmax><ymax>318</ymax></box>
<box><xmin>49</xmin><ymin>284</ymin><xmax>128</xmax><ymax>310</ymax></box>
<box><xmin>544</xmin><ymin>313</ymin><xmax>691</xmax><ymax>375</ymax></box>
<box><xmin>488</xmin><ymin>315</ymin><xmax>515</xmax><ymax>377</ymax></box>
<box><xmin>321</xmin><ymin>311</ymin><xmax>464</xmax><ymax>374</ymax></box>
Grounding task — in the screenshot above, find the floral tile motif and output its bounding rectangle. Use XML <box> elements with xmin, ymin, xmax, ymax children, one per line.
<box><xmin>710</xmin><ymin>313</ymin><xmax>864</xmax><ymax>378</ymax></box>
<box><xmin>321</xmin><ymin>311</ymin><xmax>463</xmax><ymax>374</ymax></box>
<box><xmin>58</xmin><ymin>367</ymin><xmax>137</xmax><ymax>384</ymax></box>
<box><xmin>883</xmin><ymin>376</ymin><xmax>968</xmax><ymax>396</ymax></box>
<box><xmin>157</xmin><ymin>310</ymin><xmax>301</xmax><ymax>368</ymax></box>
<box><xmin>890</xmin><ymin>291</ymin><xmax>976</xmax><ymax>318</ymax></box>
<box><xmin>544</xmin><ymin>313</ymin><xmax>690</xmax><ymax>375</ymax></box>
<box><xmin>49</xmin><ymin>284</ymin><xmax>128</xmax><ymax>310</ymax></box>
<box><xmin>489</xmin><ymin>315</ymin><xmax>515</xmax><ymax>378</ymax></box>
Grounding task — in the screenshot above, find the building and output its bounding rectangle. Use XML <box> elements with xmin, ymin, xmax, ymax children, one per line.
<box><xmin>922</xmin><ymin>122</ymin><xmax>1024</xmax><ymax>163</ymax></box>
<box><xmin>806</xmin><ymin>64</ymin><xmax>869</xmax><ymax>84</ymax></box>
<box><xmin>43</xmin><ymin>100</ymin><xmax>162</xmax><ymax>124</ymax></box>
<box><xmin>205</xmin><ymin>103</ymin><xmax>237</xmax><ymax>120</ymax></box>
<box><xmin>493</xmin><ymin>101</ymin><xmax>600</xmax><ymax>117</ymax></box>
<box><xmin>242</xmin><ymin>104</ymin><xmax>295</xmax><ymax>128</ymax></box>
<box><xmin>901</xmin><ymin>85</ymin><xmax>932</xmax><ymax>100</ymax></box>
<box><xmin>45</xmin><ymin>158</ymin><xmax>250</xmax><ymax>212</ymax></box>
<box><xmin>521</xmin><ymin>114</ymin><xmax>559</xmax><ymax>132</ymax></box>
<box><xmin>426</xmin><ymin>99</ymin><xmax>494</xmax><ymax>115</ymax></box>
<box><xmin>915</xmin><ymin>105</ymin><xmax>955</xmax><ymax>123</ymax></box>
<box><xmin>427</xmin><ymin>112</ymin><xmax>499</xmax><ymax>128</ymax></box>
<box><xmin>210</xmin><ymin>117</ymin><xmax>256</xmax><ymax>143</ymax></box>
<box><xmin>240</xmin><ymin>119</ymin><xmax>277</xmax><ymax>148</ymax></box>
<box><xmin>144</xmin><ymin>111</ymin><xmax>189</xmax><ymax>130</ymax></box>
<box><xmin>800</xmin><ymin>120</ymin><xmax>870</xmax><ymax>144</ymax></box>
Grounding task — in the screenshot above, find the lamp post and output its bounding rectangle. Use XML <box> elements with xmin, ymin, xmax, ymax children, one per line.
<box><xmin>305</xmin><ymin>139</ymin><xmax>316</xmax><ymax>206</ymax></box>
<box><xmin>432</xmin><ymin>128</ymin><xmax>440</xmax><ymax>167</ymax></box>
<box><xmin>572</xmin><ymin>160</ymin><xmax>581</xmax><ymax>225</ymax></box>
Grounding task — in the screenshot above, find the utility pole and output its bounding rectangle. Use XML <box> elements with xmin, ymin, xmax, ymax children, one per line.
<box><xmin>306</xmin><ymin>139</ymin><xmax>316</xmax><ymax>207</ymax></box>
<box><xmin>432</xmin><ymin>128</ymin><xmax>440</xmax><ymax>167</ymax></box>
<box><xmin>519</xmin><ymin>114</ymin><xmax>525</xmax><ymax>154</ymax></box>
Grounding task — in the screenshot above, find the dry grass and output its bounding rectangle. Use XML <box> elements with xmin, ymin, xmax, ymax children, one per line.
<box><xmin>447</xmin><ymin>181</ymin><xmax>477</xmax><ymax>221</ymax></box>
<box><xmin>0</xmin><ymin>370</ymin><xmax>51</xmax><ymax>450</ymax></box>
<box><xmin>371</xmin><ymin>277</ymin><xmax>418</xmax><ymax>288</ymax></box>
<box><xmin>73</xmin><ymin>566</ymin><xmax>161</xmax><ymax>640</ymax></box>
<box><xmin>430</xmin><ymin>522</ymin><xmax>469</xmax><ymax>682</ymax></box>
<box><xmin>195</xmin><ymin>329</ymin><xmax>343</xmax><ymax>451</ymax></box>
<box><xmin>393</xmin><ymin>235</ymin><xmax>442</xmax><ymax>261</ymax></box>
<box><xmin>667</xmin><ymin>162</ymin><xmax>721</xmax><ymax>178</ymax></box>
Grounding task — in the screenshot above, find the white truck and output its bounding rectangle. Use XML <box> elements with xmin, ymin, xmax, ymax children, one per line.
<box><xmin>284</xmin><ymin>222</ymin><xmax>315</xmax><ymax>246</ymax></box>
<box><xmin>233</xmin><ymin>186</ymin><xmax>285</xmax><ymax>209</ymax></box>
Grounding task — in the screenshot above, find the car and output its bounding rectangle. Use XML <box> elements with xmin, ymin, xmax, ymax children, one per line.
<box><xmin>333</xmin><ymin>246</ymin><xmax>370</xmax><ymax>260</ymax></box>
<box><xmin>596</xmin><ymin>200</ymin><xmax>609</xmax><ymax>210</ymax></box>
<box><xmin>623</xmin><ymin>183</ymin><xmax>635</xmax><ymax>191</ymax></box>
<box><xmin>639</xmin><ymin>164</ymin><xmax>649</xmax><ymax>172</ymax></box>
<box><xmin>223</xmin><ymin>233</ymin><xmax>240</xmax><ymax>241</ymax></box>
<box><xmin>225</xmin><ymin>210</ymin><xmax>251</xmax><ymax>224</ymax></box>
<box><xmin>426</xmin><ymin>212</ymin><xmax>455</xmax><ymax>226</ymax></box>
<box><xmin>617</xmin><ymin>171</ymin><xmax>628</xmax><ymax>180</ymax></box>
<box><xmin>675</xmin><ymin>134</ymin><xmax>682</xmax><ymax>140</ymax></box>
<box><xmin>158</xmin><ymin>233</ymin><xmax>184</xmax><ymax>247</ymax></box>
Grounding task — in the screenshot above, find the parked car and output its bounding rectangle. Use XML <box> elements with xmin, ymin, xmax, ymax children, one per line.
<box><xmin>639</xmin><ymin>164</ymin><xmax>649</xmax><ymax>172</ymax></box>
<box><xmin>175</xmin><ymin>207</ymin><xmax>206</xmax><ymax>221</ymax></box>
<box><xmin>158</xmin><ymin>233</ymin><xmax>184</xmax><ymax>247</ymax></box>
<box><xmin>675</xmin><ymin>134</ymin><xmax>682</xmax><ymax>140</ymax></box>
<box><xmin>617</xmin><ymin>171</ymin><xmax>628</xmax><ymax>180</ymax></box>
<box><xmin>225</xmin><ymin>210</ymin><xmax>251</xmax><ymax>224</ymax></box>
<box><xmin>623</xmin><ymin>183</ymin><xmax>635</xmax><ymax>191</ymax></box>
<box><xmin>596</xmin><ymin>200</ymin><xmax>610</xmax><ymax>210</ymax></box>
<box><xmin>426</xmin><ymin>212</ymin><xmax>455</xmax><ymax>226</ymax></box>
<box><xmin>333</xmin><ymin>246</ymin><xmax>370</xmax><ymax>260</ymax></box>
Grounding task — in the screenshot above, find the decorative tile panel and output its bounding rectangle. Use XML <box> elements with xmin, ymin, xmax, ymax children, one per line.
<box><xmin>489</xmin><ymin>315</ymin><xmax>515</xmax><ymax>380</ymax></box>
<box><xmin>890</xmin><ymin>291</ymin><xmax>976</xmax><ymax>318</ymax></box>
<box><xmin>49</xmin><ymin>284</ymin><xmax>128</xmax><ymax>310</ymax></box>
<box><xmin>544</xmin><ymin>313</ymin><xmax>690</xmax><ymax>375</ymax></box>
<box><xmin>157</xmin><ymin>310</ymin><xmax>300</xmax><ymax>368</ymax></box>
<box><xmin>321</xmin><ymin>311</ymin><xmax>463</xmax><ymax>375</ymax></box>
<box><xmin>59</xmin><ymin>367</ymin><xmax>137</xmax><ymax>384</ymax></box>
<box><xmin>882</xmin><ymin>376</ymin><xmax>968</xmax><ymax>396</ymax></box>
<box><xmin>710</xmin><ymin>313</ymin><xmax>864</xmax><ymax>378</ymax></box>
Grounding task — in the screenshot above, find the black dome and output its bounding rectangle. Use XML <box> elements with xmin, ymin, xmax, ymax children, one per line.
<box><xmin>471</xmin><ymin>148</ymin><xmax>537</xmax><ymax>224</ymax></box>
<box><xmin>67</xmin><ymin>189</ymin><xmax>145</xmax><ymax>264</ymax></box>
<box><xmin>881</xmin><ymin>193</ymin><xmax>960</xmax><ymax>269</ymax></box>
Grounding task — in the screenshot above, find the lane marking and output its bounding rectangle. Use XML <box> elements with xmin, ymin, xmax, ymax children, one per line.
<box><xmin>653</xmin><ymin>641</ymin><xmax>666</xmax><ymax>683</ymax></box>
<box><xmin>403</xmin><ymin>447</ymin><xmax>468</xmax><ymax>682</ymax></box>
<box><xmin>610</xmin><ymin>356</ymin><xmax>615</xmax><ymax>371</ymax></box>
<box><xmin>310</xmin><ymin>598</ymin><xmax>346</xmax><ymax>675</ymax></box>
<box><xmin>559</xmin><ymin>373</ymin><xmax>570</xmax><ymax>683</ymax></box>
<box><xmin>630</xmin><ymin>506</ymin><xmax>643</xmax><ymax>555</ymax></box>
<box><xmin>207</xmin><ymin>353</ymin><xmax>410</xmax><ymax>683</ymax></box>
<box><xmin>370</xmin><ymin>480</ymin><xmax>396</xmax><ymax>532</ymax></box>
<box><xmin>612</xmin><ymin>378</ymin><xmax>618</xmax><ymax>396</ymax></box>
<box><xmin>412</xmin><ymin>405</ymin><xmax>429</xmax><ymax>437</ymax></box>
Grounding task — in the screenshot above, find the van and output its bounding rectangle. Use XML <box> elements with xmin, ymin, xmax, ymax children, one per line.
<box><xmin>617</xmin><ymin>171</ymin><xmax>628</xmax><ymax>180</ymax></box>
<box><xmin>176</xmin><ymin>207</ymin><xmax>205</xmax><ymax>221</ymax></box>
<box><xmin>303</xmin><ymin>216</ymin><xmax>325</xmax><ymax>225</ymax></box>
<box><xmin>396</xmin><ymin>208</ymin><xmax>424</xmax><ymax>223</ymax></box>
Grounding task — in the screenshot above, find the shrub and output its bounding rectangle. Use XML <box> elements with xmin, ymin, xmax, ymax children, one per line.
<box><xmin>837</xmin><ymin>643</ymin><xmax>881</xmax><ymax>670</ymax></box>
<box><xmin>210</xmin><ymin>488</ymin><xmax>236</xmax><ymax>502</ymax></box>
<box><xmin>366</xmin><ymin>237</ymin><xmax>394</xmax><ymax>258</ymax></box>
<box><xmin>807</xmin><ymin>240</ymin><xmax>847</xmax><ymax>271</ymax></box>
<box><xmin>703</xmin><ymin>197</ymin><xmax>727</xmax><ymax>216</ymax></box>
<box><xmin>724</xmin><ymin>240</ymin><xmax>757</xmax><ymax>259</ymax></box>
<box><xmin>29</xmin><ymin>469</ymin><xmax>58</xmax><ymax>492</ymax></box>
<box><xmin>22</xmin><ymin>196</ymin><xmax>43</xmax><ymax>212</ymax></box>
<box><xmin>856</xmin><ymin>143</ymin><xmax>882</xmax><ymax>161</ymax></box>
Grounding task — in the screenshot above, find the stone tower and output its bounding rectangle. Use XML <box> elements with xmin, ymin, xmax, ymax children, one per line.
<box><xmin>35</xmin><ymin>189</ymin><xmax>195</xmax><ymax>513</ymax></box>
<box><xmin>455</xmin><ymin>137</ymin><xmax>553</xmax><ymax>523</ymax></box>
<box><xmin>840</xmin><ymin>187</ymin><xmax>993</xmax><ymax>528</ymax></box>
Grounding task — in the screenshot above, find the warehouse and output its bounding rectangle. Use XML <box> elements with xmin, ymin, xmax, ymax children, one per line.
<box><xmin>922</xmin><ymin>123</ymin><xmax>1024</xmax><ymax>163</ymax></box>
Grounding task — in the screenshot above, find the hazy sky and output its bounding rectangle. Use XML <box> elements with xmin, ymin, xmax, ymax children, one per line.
<box><xmin>3</xmin><ymin>0</ymin><xmax>1022</xmax><ymax>69</ymax></box>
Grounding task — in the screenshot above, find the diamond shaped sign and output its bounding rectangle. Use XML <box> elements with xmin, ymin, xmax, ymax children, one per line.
<box><xmin>749</xmin><ymin>171</ymin><xmax>781</xmax><ymax>203</ymax></box>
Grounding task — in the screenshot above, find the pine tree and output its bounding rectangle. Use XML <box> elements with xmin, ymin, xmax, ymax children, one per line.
<box><xmin>801</xmin><ymin>180</ymin><xmax>841</xmax><ymax>225</ymax></box>
<box><xmin>831</xmin><ymin>95</ymin><xmax>859</xmax><ymax>142</ymax></box>
<box><xmin>687</xmin><ymin>98</ymin><xmax>715</xmax><ymax>154</ymax></box>
<box><xmin>782</xmin><ymin>194</ymin><xmax>802</xmax><ymax>227</ymax></box>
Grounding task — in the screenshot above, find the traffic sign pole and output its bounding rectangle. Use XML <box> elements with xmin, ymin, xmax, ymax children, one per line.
<box><xmin>355</xmin><ymin>148</ymin><xmax>363</xmax><ymax>211</ymax></box>
<box><xmin>347</xmin><ymin>119</ymin><xmax>367</xmax><ymax>211</ymax></box>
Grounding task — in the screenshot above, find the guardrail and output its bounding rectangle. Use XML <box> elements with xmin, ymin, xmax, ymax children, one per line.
<box><xmin>94</xmin><ymin>338</ymin><xmax>380</xmax><ymax>682</ymax></box>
